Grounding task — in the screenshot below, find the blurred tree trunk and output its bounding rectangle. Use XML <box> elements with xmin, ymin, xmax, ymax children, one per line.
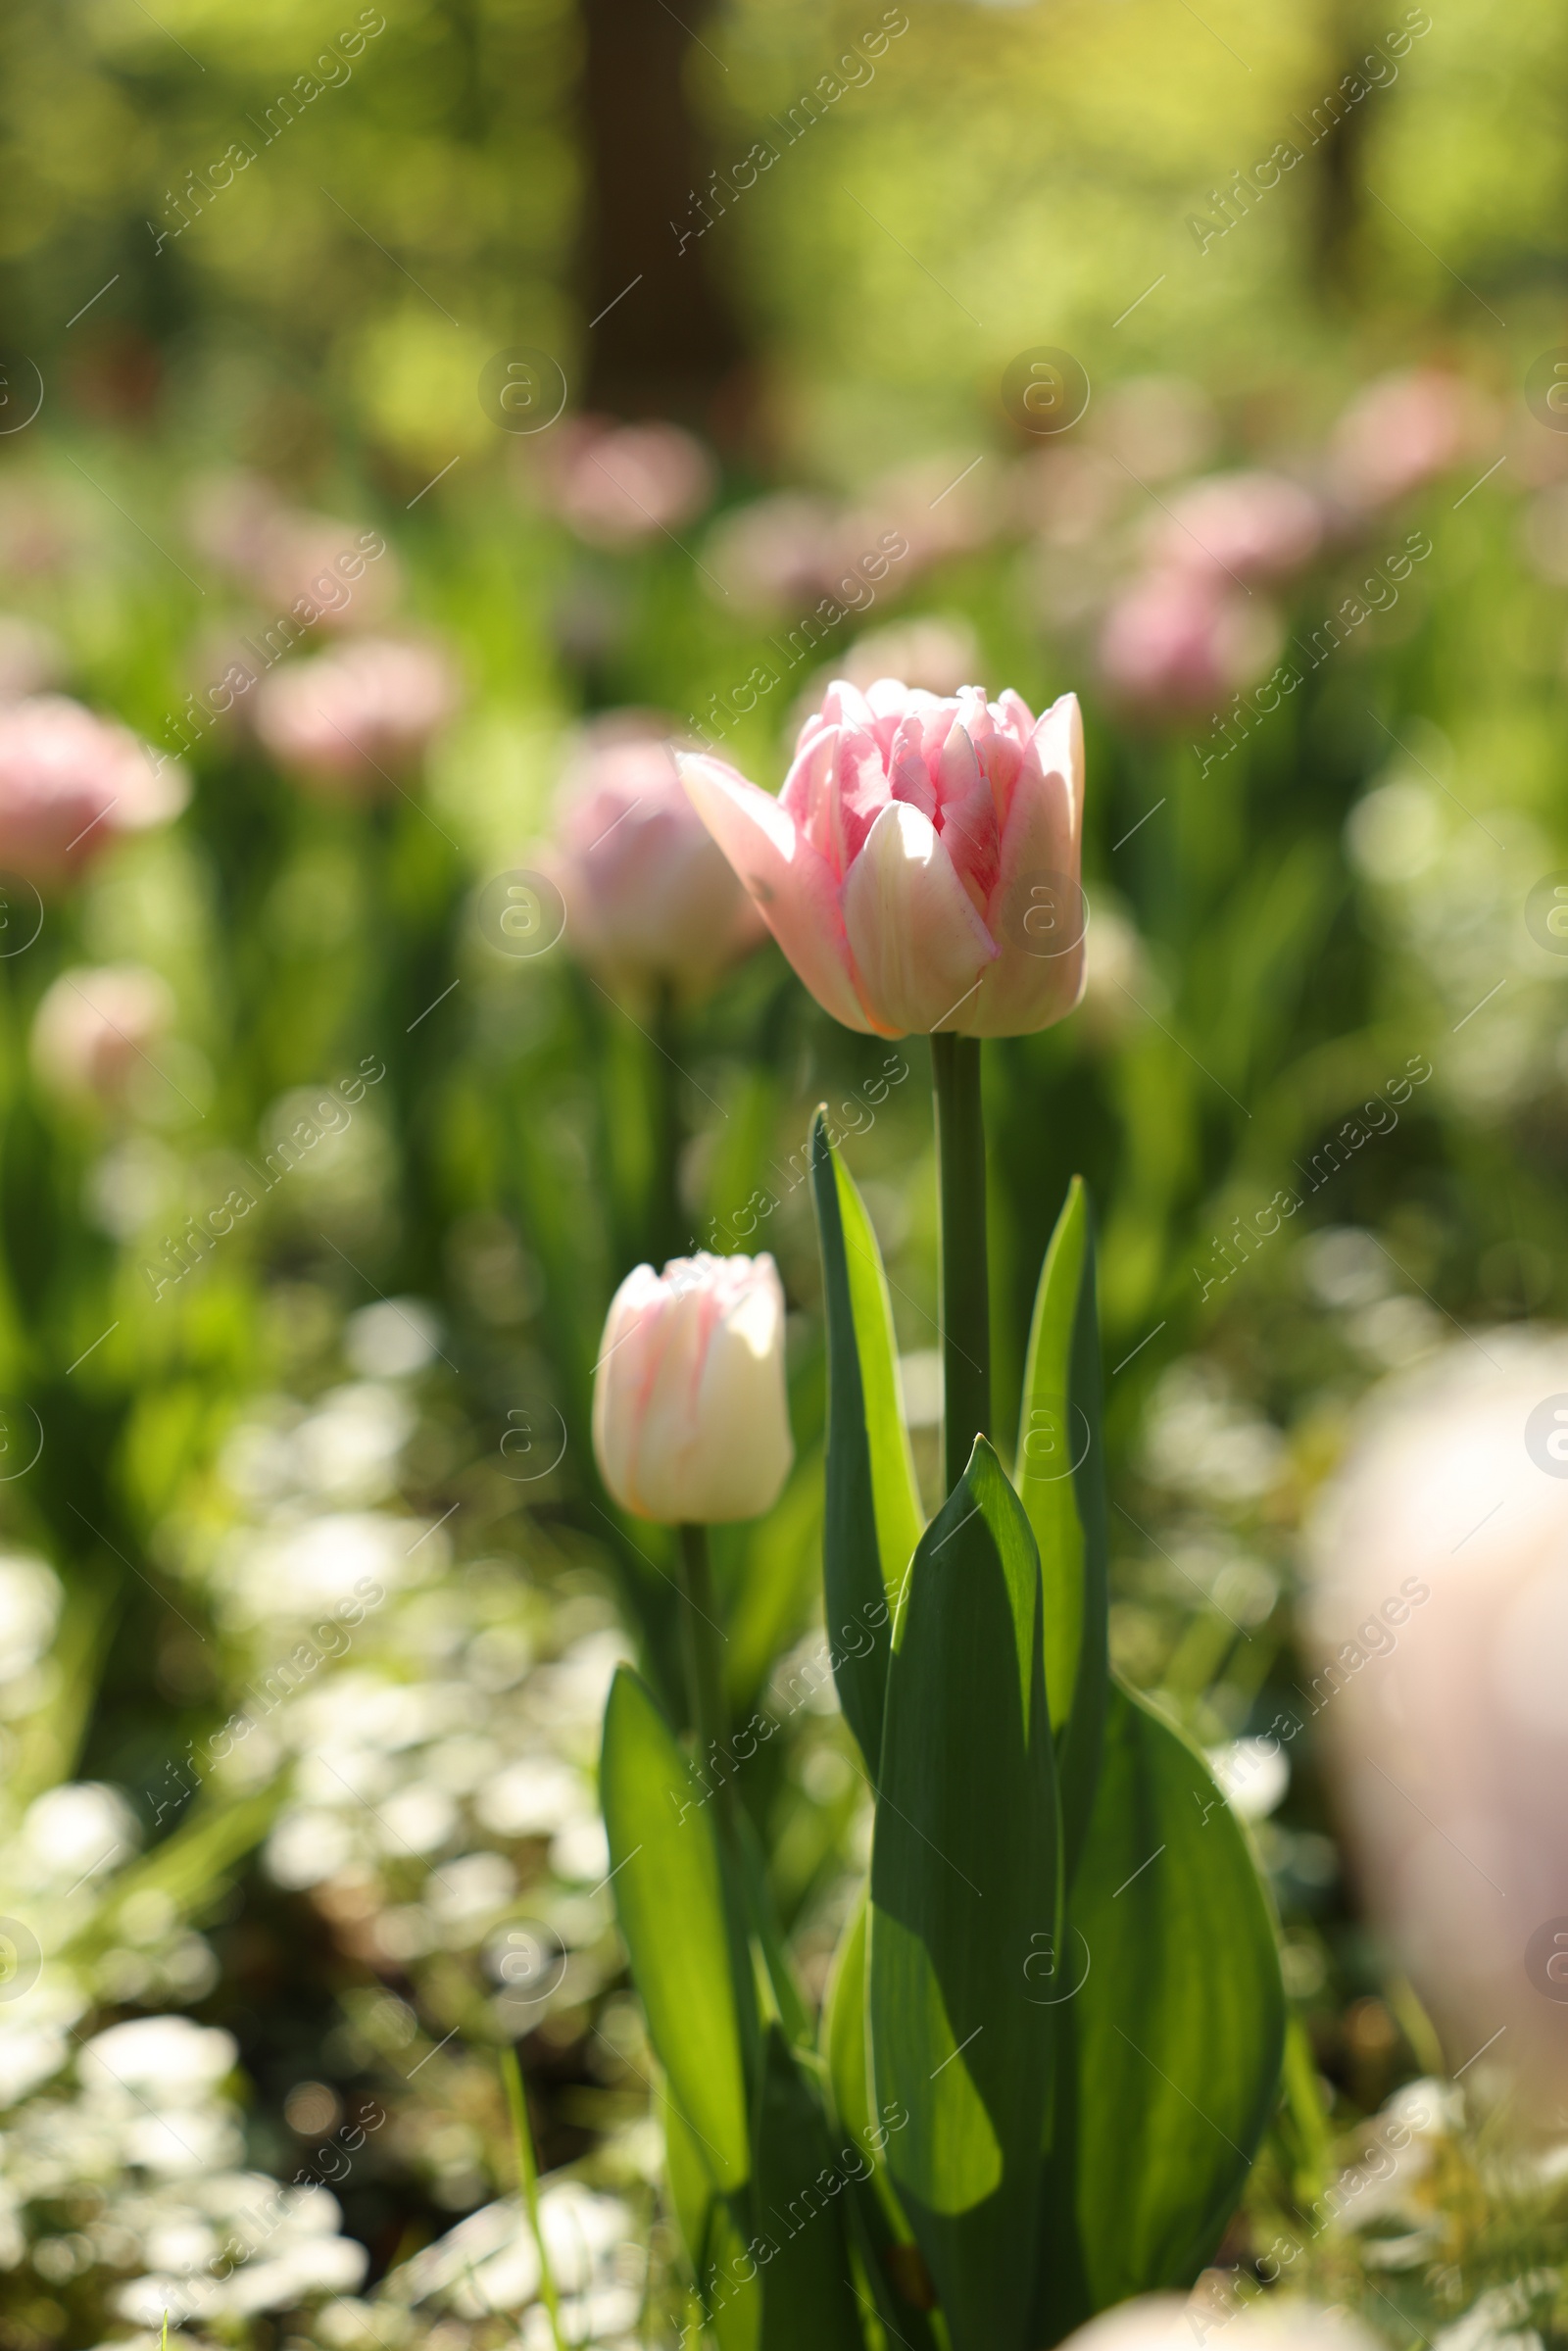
<box><xmin>578</xmin><ymin>0</ymin><xmax>747</xmax><ymax>423</ymax></box>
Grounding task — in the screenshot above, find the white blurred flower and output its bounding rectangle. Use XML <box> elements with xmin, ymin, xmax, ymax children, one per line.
<box><xmin>474</xmin><ymin>1756</ymin><xmax>591</xmax><ymax>1839</ymax></box>
<box><xmin>23</xmin><ymin>1783</ymin><xmax>139</xmax><ymax>1885</ymax></box>
<box><xmin>0</xmin><ymin>1555</ymin><xmax>60</xmax><ymax>1682</ymax></box>
<box><xmin>1140</xmin><ymin>1362</ymin><xmax>1285</xmax><ymax>1506</ymax></box>
<box><xmin>267</xmin><ymin>1809</ymin><xmax>358</xmax><ymax>1890</ymax></box>
<box><xmin>81</xmin><ymin>2016</ymin><xmax>237</xmax><ymax>2103</ymax></box>
<box><xmin>292</xmin><ymin>1385</ymin><xmax>416</xmax><ymax>1505</ymax></box>
<box><xmin>1206</xmin><ymin>1737</ymin><xmax>1290</xmax><ymax>1821</ymax></box>
<box><xmin>344</xmin><ymin>1298</ymin><xmax>443</xmax><ymax>1379</ymax></box>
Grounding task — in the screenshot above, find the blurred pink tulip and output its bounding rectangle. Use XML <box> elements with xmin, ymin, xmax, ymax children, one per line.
<box><xmin>0</xmin><ymin>698</ymin><xmax>186</xmax><ymax>885</ymax></box>
<box><xmin>593</xmin><ymin>1252</ymin><xmax>793</xmax><ymax>1523</ymax></box>
<box><xmin>1098</xmin><ymin>567</ymin><xmax>1281</xmax><ymax>719</ymax></box>
<box><xmin>1328</xmin><ymin>367</ymin><xmax>1493</xmax><ymax>511</ymax></box>
<box><xmin>541</xmin><ymin>719</ymin><xmax>764</xmax><ymax>993</ymax></box>
<box><xmin>538</xmin><ymin>416</ymin><xmax>715</xmax><ymax>547</ymax></box>
<box><xmin>681</xmin><ymin>678</ymin><xmax>1084</xmax><ymax>1040</ymax></box>
<box><xmin>30</xmin><ymin>964</ymin><xmax>174</xmax><ymax>1108</ymax></box>
<box><xmin>706</xmin><ymin>493</ymin><xmax>845</xmax><ymax>613</ymax></box>
<box><xmin>189</xmin><ymin>474</ymin><xmax>400</xmax><ymax>631</ymax></box>
<box><xmin>1304</xmin><ymin>1331</ymin><xmax>1568</xmax><ymax>2122</ymax></box>
<box><xmin>253</xmin><ymin>638</ymin><xmax>461</xmax><ymax>793</ymax></box>
<box><xmin>1149</xmin><ymin>470</ymin><xmax>1323</xmax><ymax>583</ymax></box>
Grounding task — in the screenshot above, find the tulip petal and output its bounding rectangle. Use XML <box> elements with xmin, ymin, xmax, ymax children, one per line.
<box><xmin>679</xmin><ymin>752</ymin><xmax>872</xmax><ymax>1034</ymax></box>
<box><xmin>970</xmin><ymin>693</ymin><xmax>1085</xmax><ymax>1038</ymax></box>
<box><xmin>842</xmin><ymin>800</ymin><xmax>999</xmax><ymax>1037</ymax></box>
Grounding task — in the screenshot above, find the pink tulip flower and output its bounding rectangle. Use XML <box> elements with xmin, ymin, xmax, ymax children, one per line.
<box><xmin>0</xmin><ymin>698</ymin><xmax>186</xmax><ymax>885</ymax></box>
<box><xmin>253</xmin><ymin>638</ymin><xmax>461</xmax><ymax>793</ymax></box>
<box><xmin>30</xmin><ymin>964</ymin><xmax>174</xmax><ymax>1108</ymax></box>
<box><xmin>1327</xmin><ymin>367</ymin><xmax>1493</xmax><ymax>512</ymax></box>
<box><xmin>1303</xmin><ymin>1330</ymin><xmax>1568</xmax><ymax>2122</ymax></box>
<box><xmin>680</xmin><ymin>679</ymin><xmax>1085</xmax><ymax>1040</ymax></box>
<box><xmin>594</xmin><ymin>1252</ymin><xmax>793</xmax><ymax>1524</ymax></box>
<box><xmin>538</xmin><ymin>416</ymin><xmax>715</xmax><ymax>548</ymax></box>
<box><xmin>1148</xmin><ymin>470</ymin><xmax>1323</xmax><ymax>584</ymax></box>
<box><xmin>1098</xmin><ymin>567</ymin><xmax>1281</xmax><ymax>720</ymax></box>
<box><xmin>540</xmin><ymin>719</ymin><xmax>764</xmax><ymax>994</ymax></box>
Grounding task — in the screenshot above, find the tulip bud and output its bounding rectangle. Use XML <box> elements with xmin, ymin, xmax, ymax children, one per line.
<box><xmin>681</xmin><ymin>678</ymin><xmax>1084</xmax><ymax>1039</ymax></box>
<box><xmin>593</xmin><ymin>1252</ymin><xmax>793</xmax><ymax>1523</ymax></box>
<box><xmin>1303</xmin><ymin>1329</ymin><xmax>1568</xmax><ymax>2120</ymax></box>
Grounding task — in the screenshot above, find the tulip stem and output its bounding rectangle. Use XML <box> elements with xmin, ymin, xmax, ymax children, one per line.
<box><xmin>677</xmin><ymin>1522</ymin><xmax>730</xmax><ymax>1795</ymax></box>
<box><xmin>651</xmin><ymin>982</ymin><xmax>685</xmax><ymax>1270</ymax></box>
<box><xmin>931</xmin><ymin>1031</ymin><xmax>991</xmax><ymax>1496</ymax></box>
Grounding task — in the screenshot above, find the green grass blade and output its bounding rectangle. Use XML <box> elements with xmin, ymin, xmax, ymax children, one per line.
<box><xmin>502</xmin><ymin>2044</ymin><xmax>566</xmax><ymax>2351</ymax></box>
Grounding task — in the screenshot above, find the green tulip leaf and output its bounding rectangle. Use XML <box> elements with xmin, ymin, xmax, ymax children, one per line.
<box><xmin>600</xmin><ymin>1667</ymin><xmax>752</xmax><ymax>2194</ymax></box>
<box><xmin>1016</xmin><ymin>1176</ymin><xmax>1108</xmax><ymax>1889</ymax></box>
<box><xmin>752</xmin><ymin>2026</ymin><xmax>869</xmax><ymax>2351</ymax></box>
<box><xmin>1032</xmin><ymin>1681</ymin><xmax>1286</xmax><ymax>2339</ymax></box>
<box><xmin>869</xmin><ymin>1438</ymin><xmax>1059</xmax><ymax>2351</ymax></box>
<box><xmin>822</xmin><ymin>1888</ymin><xmax>943</xmax><ymax>2350</ymax></box>
<box><xmin>808</xmin><ymin>1107</ymin><xmax>924</xmax><ymax>1780</ymax></box>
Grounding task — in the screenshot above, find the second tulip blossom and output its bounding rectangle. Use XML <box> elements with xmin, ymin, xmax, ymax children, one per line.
<box><xmin>593</xmin><ymin>1252</ymin><xmax>793</xmax><ymax>1524</ymax></box>
<box><xmin>680</xmin><ymin>677</ymin><xmax>1084</xmax><ymax>1038</ymax></box>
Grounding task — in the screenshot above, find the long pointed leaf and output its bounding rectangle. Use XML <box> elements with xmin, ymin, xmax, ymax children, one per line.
<box><xmin>808</xmin><ymin>1109</ymin><xmax>923</xmax><ymax>1780</ymax></box>
<box><xmin>600</xmin><ymin>1668</ymin><xmax>752</xmax><ymax>2193</ymax></box>
<box><xmin>869</xmin><ymin>1438</ymin><xmax>1058</xmax><ymax>2351</ymax></box>
<box><xmin>822</xmin><ymin>1890</ymin><xmax>942</xmax><ymax>2350</ymax></box>
<box><xmin>752</xmin><ymin>2027</ymin><xmax>868</xmax><ymax>2351</ymax></box>
<box><xmin>1032</xmin><ymin>1682</ymin><xmax>1286</xmax><ymax>2339</ymax></box>
<box><xmin>1016</xmin><ymin>1178</ymin><xmax>1108</xmax><ymax>1887</ymax></box>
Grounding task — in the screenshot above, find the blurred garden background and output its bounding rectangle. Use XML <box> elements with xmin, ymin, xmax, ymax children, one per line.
<box><xmin>0</xmin><ymin>0</ymin><xmax>1566</xmax><ymax>2342</ymax></box>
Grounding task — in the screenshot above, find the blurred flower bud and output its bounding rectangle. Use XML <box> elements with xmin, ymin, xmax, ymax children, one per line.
<box><xmin>30</xmin><ymin>964</ymin><xmax>175</xmax><ymax>1109</ymax></box>
<box><xmin>539</xmin><ymin>717</ymin><xmax>764</xmax><ymax>994</ymax></box>
<box><xmin>1098</xmin><ymin>567</ymin><xmax>1281</xmax><ymax>720</ymax></box>
<box><xmin>535</xmin><ymin>416</ymin><xmax>715</xmax><ymax>547</ymax></box>
<box><xmin>682</xmin><ymin>679</ymin><xmax>1084</xmax><ymax>1039</ymax></box>
<box><xmin>1303</xmin><ymin>1330</ymin><xmax>1568</xmax><ymax>2121</ymax></box>
<box><xmin>593</xmin><ymin>1252</ymin><xmax>793</xmax><ymax>1523</ymax></box>
<box><xmin>1149</xmin><ymin>471</ymin><xmax>1323</xmax><ymax>584</ymax></box>
<box><xmin>253</xmin><ymin>637</ymin><xmax>461</xmax><ymax>793</ymax></box>
<box><xmin>0</xmin><ymin>697</ymin><xmax>186</xmax><ymax>885</ymax></box>
<box><xmin>1327</xmin><ymin>367</ymin><xmax>1494</xmax><ymax>512</ymax></box>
